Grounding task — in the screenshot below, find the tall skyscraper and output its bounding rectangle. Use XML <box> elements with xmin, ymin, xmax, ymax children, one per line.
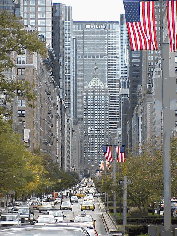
<box><xmin>73</xmin><ymin>21</ymin><xmax>120</xmax><ymax>134</ymax></box>
<box><xmin>83</xmin><ymin>66</ymin><xmax>109</xmax><ymax>174</ymax></box>
<box><xmin>119</xmin><ymin>14</ymin><xmax>129</xmax><ymax>147</ymax></box>
<box><xmin>52</xmin><ymin>3</ymin><xmax>73</xmax><ymax>117</ymax></box>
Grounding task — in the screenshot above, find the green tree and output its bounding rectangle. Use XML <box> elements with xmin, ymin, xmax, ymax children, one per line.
<box><xmin>0</xmin><ymin>117</ymin><xmax>26</xmax><ymax>195</ymax></box>
<box><xmin>171</xmin><ymin>137</ymin><xmax>177</xmax><ymax>197</ymax></box>
<box><xmin>0</xmin><ymin>11</ymin><xmax>47</xmax><ymax>117</ymax></box>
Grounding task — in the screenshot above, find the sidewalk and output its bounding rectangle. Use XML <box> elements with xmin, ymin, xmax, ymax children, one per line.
<box><xmin>98</xmin><ymin>197</ymin><xmax>123</xmax><ymax>235</ymax></box>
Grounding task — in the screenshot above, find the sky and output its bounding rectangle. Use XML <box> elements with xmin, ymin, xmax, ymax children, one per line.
<box><xmin>52</xmin><ymin>0</ymin><xmax>125</xmax><ymax>21</ymax></box>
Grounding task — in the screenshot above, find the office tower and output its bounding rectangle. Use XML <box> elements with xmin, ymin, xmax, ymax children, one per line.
<box><xmin>52</xmin><ymin>3</ymin><xmax>73</xmax><ymax>116</ymax></box>
<box><xmin>73</xmin><ymin>21</ymin><xmax>120</xmax><ymax>134</ymax></box>
<box><xmin>83</xmin><ymin>66</ymin><xmax>109</xmax><ymax>174</ymax></box>
<box><xmin>20</xmin><ymin>0</ymin><xmax>52</xmax><ymax>48</ymax></box>
<box><xmin>119</xmin><ymin>14</ymin><xmax>129</xmax><ymax>147</ymax></box>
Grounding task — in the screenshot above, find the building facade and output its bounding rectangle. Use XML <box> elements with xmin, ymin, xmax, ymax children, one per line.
<box><xmin>73</xmin><ymin>21</ymin><xmax>120</xmax><ymax>135</ymax></box>
<box><xmin>83</xmin><ymin>68</ymin><xmax>109</xmax><ymax>175</ymax></box>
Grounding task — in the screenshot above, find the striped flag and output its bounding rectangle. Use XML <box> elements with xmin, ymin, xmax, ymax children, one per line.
<box><xmin>167</xmin><ymin>1</ymin><xmax>177</xmax><ymax>52</ymax></box>
<box><xmin>123</xmin><ymin>0</ymin><xmax>158</xmax><ymax>51</ymax></box>
<box><xmin>115</xmin><ymin>146</ymin><xmax>125</xmax><ymax>162</ymax></box>
<box><xmin>102</xmin><ymin>146</ymin><xmax>113</xmax><ymax>162</ymax></box>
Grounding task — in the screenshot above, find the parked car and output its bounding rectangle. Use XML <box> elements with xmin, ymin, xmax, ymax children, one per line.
<box><xmin>81</xmin><ymin>201</ymin><xmax>95</xmax><ymax>211</ymax></box>
<box><xmin>13</xmin><ymin>206</ymin><xmax>30</xmax><ymax>223</ymax></box>
<box><xmin>0</xmin><ymin>212</ymin><xmax>21</xmax><ymax>226</ymax></box>
<box><xmin>70</xmin><ymin>196</ymin><xmax>78</xmax><ymax>203</ymax></box>
<box><xmin>60</xmin><ymin>201</ymin><xmax>72</xmax><ymax>211</ymax></box>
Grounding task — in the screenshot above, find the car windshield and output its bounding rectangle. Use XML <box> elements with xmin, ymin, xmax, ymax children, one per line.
<box><xmin>82</xmin><ymin>201</ymin><xmax>92</xmax><ymax>206</ymax></box>
<box><xmin>49</xmin><ymin>211</ymin><xmax>63</xmax><ymax>217</ymax></box>
<box><xmin>62</xmin><ymin>202</ymin><xmax>69</xmax><ymax>206</ymax></box>
<box><xmin>1</xmin><ymin>215</ymin><xmax>18</xmax><ymax>221</ymax></box>
<box><xmin>18</xmin><ymin>208</ymin><xmax>29</xmax><ymax>214</ymax></box>
<box><xmin>74</xmin><ymin>216</ymin><xmax>92</xmax><ymax>222</ymax></box>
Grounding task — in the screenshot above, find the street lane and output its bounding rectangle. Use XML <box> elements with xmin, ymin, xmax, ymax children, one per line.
<box><xmin>32</xmin><ymin>194</ymin><xmax>108</xmax><ymax>235</ymax></box>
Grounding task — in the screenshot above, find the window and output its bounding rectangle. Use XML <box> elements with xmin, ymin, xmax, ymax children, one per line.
<box><xmin>24</xmin><ymin>7</ymin><xmax>27</xmax><ymax>12</ymax></box>
<box><xmin>30</xmin><ymin>13</ymin><xmax>35</xmax><ymax>18</ymax></box>
<box><xmin>17</xmin><ymin>56</ymin><xmax>26</xmax><ymax>64</ymax></box>
<box><xmin>38</xmin><ymin>0</ymin><xmax>45</xmax><ymax>5</ymax></box>
<box><xmin>46</xmin><ymin>19</ymin><xmax>51</xmax><ymax>26</ymax></box>
<box><xmin>46</xmin><ymin>32</ymin><xmax>51</xmax><ymax>38</ymax></box>
<box><xmin>30</xmin><ymin>7</ymin><xmax>35</xmax><ymax>12</ymax></box>
<box><xmin>132</xmin><ymin>59</ymin><xmax>140</xmax><ymax>62</ymax></box>
<box><xmin>38</xmin><ymin>12</ymin><xmax>45</xmax><ymax>18</ymax></box>
<box><xmin>24</xmin><ymin>20</ymin><xmax>28</xmax><ymax>26</ymax></box>
<box><xmin>17</xmin><ymin>68</ymin><xmax>25</xmax><ymax>75</ymax></box>
<box><xmin>18</xmin><ymin>100</ymin><xmax>26</xmax><ymax>107</ymax></box>
<box><xmin>30</xmin><ymin>0</ymin><xmax>35</xmax><ymax>5</ymax></box>
<box><xmin>17</xmin><ymin>50</ymin><xmax>26</xmax><ymax>64</ymax></box>
<box><xmin>46</xmin><ymin>12</ymin><xmax>51</xmax><ymax>18</ymax></box>
<box><xmin>18</xmin><ymin>110</ymin><xmax>25</xmax><ymax>117</ymax></box>
<box><xmin>23</xmin><ymin>13</ymin><xmax>28</xmax><ymax>18</ymax></box>
<box><xmin>38</xmin><ymin>27</ymin><xmax>45</xmax><ymax>31</ymax></box>
<box><xmin>30</xmin><ymin>20</ymin><xmax>35</xmax><ymax>25</ymax></box>
<box><xmin>38</xmin><ymin>20</ymin><xmax>45</xmax><ymax>25</ymax></box>
<box><xmin>38</xmin><ymin>7</ymin><xmax>45</xmax><ymax>11</ymax></box>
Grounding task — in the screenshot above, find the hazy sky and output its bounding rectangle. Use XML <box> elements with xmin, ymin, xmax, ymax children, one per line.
<box><xmin>52</xmin><ymin>0</ymin><xmax>125</xmax><ymax>21</ymax></box>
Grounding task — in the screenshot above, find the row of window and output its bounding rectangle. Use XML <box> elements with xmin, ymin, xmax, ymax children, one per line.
<box><xmin>24</xmin><ymin>6</ymin><xmax>51</xmax><ymax>11</ymax></box>
<box><xmin>23</xmin><ymin>12</ymin><xmax>51</xmax><ymax>18</ymax></box>
<box><xmin>24</xmin><ymin>19</ymin><xmax>51</xmax><ymax>26</ymax></box>
<box><xmin>24</xmin><ymin>0</ymin><xmax>48</xmax><ymax>5</ymax></box>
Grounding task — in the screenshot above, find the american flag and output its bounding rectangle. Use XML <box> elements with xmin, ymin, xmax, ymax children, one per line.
<box><xmin>115</xmin><ymin>146</ymin><xmax>125</xmax><ymax>162</ymax></box>
<box><xmin>102</xmin><ymin>146</ymin><xmax>113</xmax><ymax>162</ymax></box>
<box><xmin>123</xmin><ymin>0</ymin><xmax>158</xmax><ymax>50</ymax></box>
<box><xmin>167</xmin><ymin>1</ymin><xmax>177</xmax><ymax>52</ymax></box>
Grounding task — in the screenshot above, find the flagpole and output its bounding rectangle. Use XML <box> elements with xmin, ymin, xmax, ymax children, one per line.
<box><xmin>112</xmin><ymin>135</ymin><xmax>117</xmax><ymax>221</ymax></box>
<box><xmin>160</xmin><ymin>0</ymin><xmax>171</xmax><ymax>234</ymax></box>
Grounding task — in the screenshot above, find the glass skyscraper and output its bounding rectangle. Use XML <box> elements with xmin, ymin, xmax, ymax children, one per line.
<box><xmin>73</xmin><ymin>21</ymin><xmax>120</xmax><ymax>134</ymax></box>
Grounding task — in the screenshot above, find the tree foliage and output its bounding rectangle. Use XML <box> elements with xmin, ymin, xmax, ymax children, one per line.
<box><xmin>97</xmin><ymin>138</ymin><xmax>177</xmax><ymax>210</ymax></box>
<box><xmin>171</xmin><ymin>137</ymin><xmax>177</xmax><ymax>197</ymax></box>
<box><xmin>0</xmin><ymin>120</ymin><xmax>79</xmax><ymax>198</ymax></box>
<box><xmin>0</xmin><ymin>11</ymin><xmax>47</xmax><ymax>117</ymax></box>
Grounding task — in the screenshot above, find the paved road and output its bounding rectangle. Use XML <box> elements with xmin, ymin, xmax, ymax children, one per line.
<box><xmin>33</xmin><ymin>196</ymin><xmax>108</xmax><ymax>235</ymax></box>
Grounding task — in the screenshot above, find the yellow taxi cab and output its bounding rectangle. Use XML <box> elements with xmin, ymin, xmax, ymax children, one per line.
<box><xmin>81</xmin><ymin>201</ymin><xmax>95</xmax><ymax>211</ymax></box>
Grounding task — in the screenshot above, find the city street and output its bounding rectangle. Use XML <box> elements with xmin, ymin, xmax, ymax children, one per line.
<box><xmin>32</xmin><ymin>196</ymin><xmax>109</xmax><ymax>235</ymax></box>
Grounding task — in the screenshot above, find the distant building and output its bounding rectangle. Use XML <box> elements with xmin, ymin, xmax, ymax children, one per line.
<box><xmin>83</xmin><ymin>66</ymin><xmax>109</xmax><ymax>175</ymax></box>
<box><xmin>73</xmin><ymin>21</ymin><xmax>120</xmax><ymax>134</ymax></box>
<box><xmin>119</xmin><ymin>14</ymin><xmax>129</xmax><ymax>147</ymax></box>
